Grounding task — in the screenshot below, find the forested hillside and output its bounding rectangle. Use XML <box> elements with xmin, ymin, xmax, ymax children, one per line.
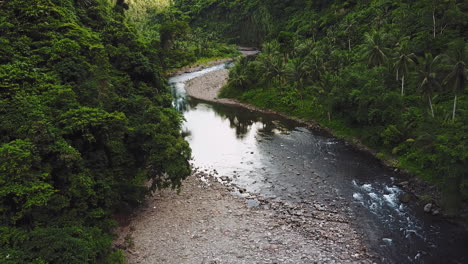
<box><xmin>0</xmin><ymin>0</ymin><xmax>192</xmax><ymax>263</ymax></box>
<box><xmin>1</xmin><ymin>0</ymin><xmax>467</xmax><ymax>262</ymax></box>
<box><xmin>176</xmin><ymin>0</ymin><xmax>468</xmax><ymax>214</ymax></box>
<box><xmin>136</xmin><ymin>4</ymin><xmax>239</xmax><ymax>69</ymax></box>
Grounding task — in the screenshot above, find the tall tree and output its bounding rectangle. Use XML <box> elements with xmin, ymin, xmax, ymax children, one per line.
<box><xmin>362</xmin><ymin>30</ymin><xmax>388</xmax><ymax>67</ymax></box>
<box><xmin>394</xmin><ymin>39</ymin><xmax>416</xmax><ymax>96</ymax></box>
<box><xmin>286</xmin><ymin>57</ymin><xmax>310</xmax><ymax>102</ymax></box>
<box><xmin>418</xmin><ymin>53</ymin><xmax>442</xmax><ymax>117</ymax></box>
<box><xmin>228</xmin><ymin>56</ymin><xmax>250</xmax><ymax>90</ymax></box>
<box><xmin>259</xmin><ymin>54</ymin><xmax>286</xmax><ymax>87</ymax></box>
<box><xmin>443</xmin><ymin>40</ymin><xmax>467</xmax><ymax>121</ymax></box>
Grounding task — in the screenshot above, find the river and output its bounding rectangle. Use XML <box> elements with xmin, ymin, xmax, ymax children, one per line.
<box><xmin>169</xmin><ymin>63</ymin><xmax>468</xmax><ymax>264</ymax></box>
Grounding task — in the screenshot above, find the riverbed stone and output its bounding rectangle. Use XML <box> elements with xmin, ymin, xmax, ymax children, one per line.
<box><xmin>424</xmin><ymin>203</ymin><xmax>433</xmax><ymax>213</ymax></box>
<box><xmin>398</xmin><ymin>181</ymin><xmax>409</xmax><ymax>188</ymax></box>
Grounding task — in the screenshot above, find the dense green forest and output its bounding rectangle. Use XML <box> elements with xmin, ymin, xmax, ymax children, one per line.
<box><xmin>140</xmin><ymin>6</ymin><xmax>239</xmax><ymax>68</ymax></box>
<box><xmin>175</xmin><ymin>0</ymin><xmax>468</xmax><ymax>214</ymax></box>
<box><xmin>1</xmin><ymin>0</ymin><xmax>467</xmax><ymax>263</ymax></box>
<box><xmin>0</xmin><ymin>0</ymin><xmax>196</xmax><ymax>263</ymax></box>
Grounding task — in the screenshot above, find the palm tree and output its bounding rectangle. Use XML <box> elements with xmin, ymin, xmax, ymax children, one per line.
<box><xmin>291</xmin><ymin>39</ymin><xmax>315</xmax><ymax>58</ymax></box>
<box><xmin>259</xmin><ymin>54</ymin><xmax>285</xmax><ymax>87</ymax></box>
<box><xmin>304</xmin><ymin>53</ymin><xmax>325</xmax><ymax>82</ymax></box>
<box><xmin>363</xmin><ymin>30</ymin><xmax>388</xmax><ymax>67</ymax></box>
<box><xmin>418</xmin><ymin>53</ymin><xmax>442</xmax><ymax>117</ymax></box>
<box><xmin>286</xmin><ymin>57</ymin><xmax>310</xmax><ymax>102</ymax></box>
<box><xmin>228</xmin><ymin>57</ymin><xmax>249</xmax><ymax>90</ymax></box>
<box><xmin>443</xmin><ymin>40</ymin><xmax>467</xmax><ymax>121</ymax></box>
<box><xmin>261</xmin><ymin>40</ymin><xmax>280</xmax><ymax>57</ymax></box>
<box><xmin>313</xmin><ymin>73</ymin><xmax>334</xmax><ymax>121</ymax></box>
<box><xmin>394</xmin><ymin>40</ymin><xmax>416</xmax><ymax>96</ymax></box>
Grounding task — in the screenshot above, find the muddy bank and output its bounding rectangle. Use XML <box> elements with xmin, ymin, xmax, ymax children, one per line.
<box><xmin>116</xmin><ymin>169</ymin><xmax>373</xmax><ymax>264</ymax></box>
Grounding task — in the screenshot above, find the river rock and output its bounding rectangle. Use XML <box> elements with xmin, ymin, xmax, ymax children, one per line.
<box><xmin>424</xmin><ymin>203</ymin><xmax>432</xmax><ymax>213</ymax></box>
<box><xmin>398</xmin><ymin>181</ymin><xmax>409</xmax><ymax>188</ymax></box>
<box><xmin>220</xmin><ymin>176</ymin><xmax>231</xmax><ymax>182</ymax></box>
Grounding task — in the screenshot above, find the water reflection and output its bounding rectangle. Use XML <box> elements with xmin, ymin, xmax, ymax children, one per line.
<box><xmin>185</xmin><ymin>99</ymin><xmax>292</xmax><ymax>139</ymax></box>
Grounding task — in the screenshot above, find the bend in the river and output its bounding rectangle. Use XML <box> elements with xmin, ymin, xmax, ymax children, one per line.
<box><xmin>169</xmin><ymin>63</ymin><xmax>468</xmax><ymax>264</ymax></box>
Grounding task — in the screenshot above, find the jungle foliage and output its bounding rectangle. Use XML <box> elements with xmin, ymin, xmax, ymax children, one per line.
<box><xmin>139</xmin><ymin>6</ymin><xmax>240</xmax><ymax>69</ymax></box>
<box><xmin>0</xmin><ymin>0</ymin><xmax>192</xmax><ymax>263</ymax></box>
<box><xmin>177</xmin><ymin>0</ymin><xmax>468</xmax><ymax>214</ymax></box>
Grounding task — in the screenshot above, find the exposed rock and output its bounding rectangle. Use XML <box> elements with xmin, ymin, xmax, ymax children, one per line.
<box><xmin>219</xmin><ymin>176</ymin><xmax>231</xmax><ymax>182</ymax></box>
<box><xmin>398</xmin><ymin>181</ymin><xmax>409</xmax><ymax>188</ymax></box>
<box><xmin>424</xmin><ymin>203</ymin><xmax>433</xmax><ymax>213</ymax></box>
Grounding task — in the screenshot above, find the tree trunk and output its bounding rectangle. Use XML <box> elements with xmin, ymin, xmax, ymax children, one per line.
<box><xmin>433</xmin><ymin>9</ymin><xmax>436</xmax><ymax>38</ymax></box>
<box><xmin>328</xmin><ymin>111</ymin><xmax>331</xmax><ymax>121</ymax></box>
<box><xmin>396</xmin><ymin>68</ymin><xmax>399</xmax><ymax>81</ymax></box>
<box><xmin>401</xmin><ymin>75</ymin><xmax>405</xmax><ymax>96</ymax></box>
<box><xmin>452</xmin><ymin>94</ymin><xmax>457</xmax><ymax>121</ymax></box>
<box><xmin>348</xmin><ymin>39</ymin><xmax>351</xmax><ymax>51</ymax></box>
<box><xmin>429</xmin><ymin>96</ymin><xmax>434</xmax><ymax>117</ymax></box>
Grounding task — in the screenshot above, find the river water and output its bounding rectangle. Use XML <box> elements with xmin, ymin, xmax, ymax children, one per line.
<box><xmin>169</xmin><ymin>64</ymin><xmax>468</xmax><ymax>264</ymax></box>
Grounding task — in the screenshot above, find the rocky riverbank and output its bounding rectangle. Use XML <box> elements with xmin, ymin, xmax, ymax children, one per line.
<box><xmin>116</xmin><ymin>168</ymin><xmax>374</xmax><ymax>263</ymax></box>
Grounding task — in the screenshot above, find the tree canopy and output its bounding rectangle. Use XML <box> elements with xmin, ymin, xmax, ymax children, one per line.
<box><xmin>207</xmin><ymin>0</ymin><xmax>468</xmax><ymax>214</ymax></box>
<box><xmin>0</xmin><ymin>0</ymin><xmax>191</xmax><ymax>263</ymax></box>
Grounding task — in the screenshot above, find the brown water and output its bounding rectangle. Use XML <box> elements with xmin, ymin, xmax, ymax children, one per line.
<box><xmin>170</xmin><ymin>64</ymin><xmax>468</xmax><ymax>264</ymax></box>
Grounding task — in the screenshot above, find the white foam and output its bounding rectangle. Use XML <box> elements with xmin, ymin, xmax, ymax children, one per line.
<box><xmin>385</xmin><ymin>185</ymin><xmax>401</xmax><ymax>194</ymax></box>
<box><xmin>353</xmin><ymin>193</ymin><xmax>363</xmax><ymax>201</ymax></box>
<box><xmin>361</xmin><ymin>183</ymin><xmax>373</xmax><ymax>192</ymax></box>
<box><xmin>382</xmin><ymin>238</ymin><xmax>393</xmax><ymax>245</ymax></box>
<box><xmin>383</xmin><ymin>193</ymin><xmax>399</xmax><ymax>207</ymax></box>
<box><xmin>369</xmin><ymin>192</ymin><xmax>380</xmax><ymax>201</ymax></box>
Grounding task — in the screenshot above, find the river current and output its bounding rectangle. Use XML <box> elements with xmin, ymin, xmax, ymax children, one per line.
<box><xmin>169</xmin><ymin>64</ymin><xmax>468</xmax><ymax>264</ymax></box>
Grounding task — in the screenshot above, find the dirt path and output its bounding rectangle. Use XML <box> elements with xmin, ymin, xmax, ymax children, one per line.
<box><xmin>116</xmin><ymin>64</ymin><xmax>375</xmax><ymax>263</ymax></box>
